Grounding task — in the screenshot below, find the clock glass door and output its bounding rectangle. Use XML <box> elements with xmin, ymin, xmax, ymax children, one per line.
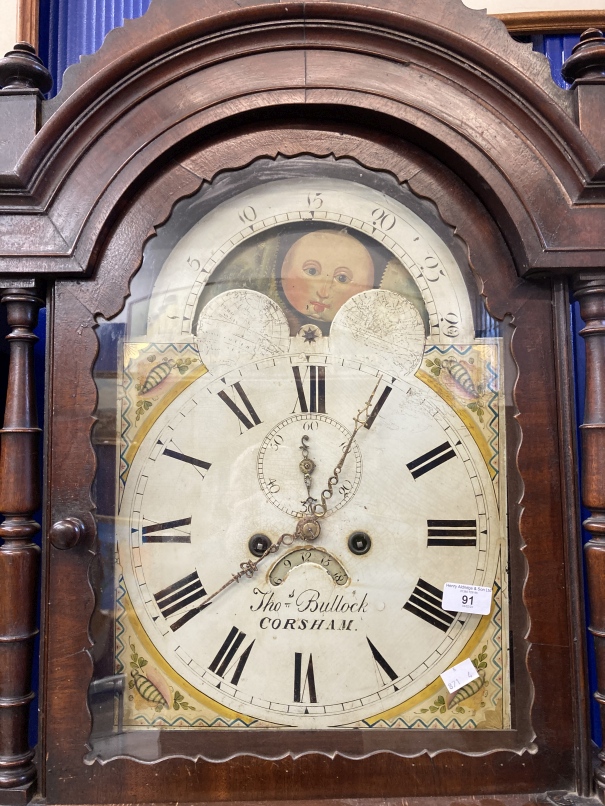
<box><xmin>87</xmin><ymin>156</ymin><xmax>526</xmax><ymax>761</ymax></box>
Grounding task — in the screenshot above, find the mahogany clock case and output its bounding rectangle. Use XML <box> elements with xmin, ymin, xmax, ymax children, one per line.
<box><xmin>40</xmin><ymin>122</ymin><xmax>577</xmax><ymax>802</ymax></box>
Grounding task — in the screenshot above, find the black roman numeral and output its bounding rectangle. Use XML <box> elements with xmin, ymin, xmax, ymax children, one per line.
<box><xmin>154</xmin><ymin>571</ymin><xmax>206</xmax><ymax>619</ymax></box>
<box><xmin>406</xmin><ymin>441</ymin><xmax>457</xmax><ymax>479</ymax></box>
<box><xmin>364</xmin><ymin>385</ymin><xmax>393</xmax><ymax>430</ymax></box>
<box><xmin>292</xmin><ymin>365</ymin><xmax>326</xmax><ymax>413</ymax></box>
<box><xmin>162</xmin><ymin>446</ymin><xmax>211</xmax><ymax>472</ymax></box>
<box><xmin>367</xmin><ymin>637</ymin><xmax>398</xmax><ymax>683</ymax></box>
<box><xmin>403</xmin><ymin>578</ymin><xmax>455</xmax><ymax>632</ymax></box>
<box><xmin>208</xmin><ymin>626</ymin><xmax>255</xmax><ymax>686</ymax></box>
<box><xmin>142</xmin><ymin>517</ymin><xmax>192</xmax><ymax>543</ymax></box>
<box><xmin>294</xmin><ymin>652</ymin><xmax>317</xmax><ymax>703</ymax></box>
<box><xmin>427</xmin><ymin>519</ymin><xmax>477</xmax><ymax>546</ymax></box>
<box><xmin>218</xmin><ymin>381</ymin><xmax>262</xmax><ymax>431</ymax></box>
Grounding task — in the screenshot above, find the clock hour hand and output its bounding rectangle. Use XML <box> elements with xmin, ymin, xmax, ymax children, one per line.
<box><xmin>313</xmin><ymin>376</ymin><xmax>383</xmax><ymax>517</ymax></box>
<box><xmin>169</xmin><ymin>515</ymin><xmax>321</xmax><ymax>632</ymax></box>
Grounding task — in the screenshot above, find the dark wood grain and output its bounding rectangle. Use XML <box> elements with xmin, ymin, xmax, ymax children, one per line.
<box><xmin>0</xmin><ymin>286</ymin><xmax>42</xmax><ymax>801</ymax></box>
<box><xmin>0</xmin><ymin>1</ymin><xmax>603</xmax><ymax>276</ymax></box>
<box><xmin>553</xmin><ymin>279</ymin><xmax>592</xmax><ymax>798</ymax></box>
<box><xmin>562</xmin><ymin>29</ymin><xmax>605</xmax><ymax>176</ymax></box>
<box><xmin>20</xmin><ymin>797</ymin><xmax>559</xmax><ymax>806</ymax></box>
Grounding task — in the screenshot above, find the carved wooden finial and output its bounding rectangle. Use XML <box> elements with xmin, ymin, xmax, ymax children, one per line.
<box><xmin>0</xmin><ymin>42</ymin><xmax>52</xmax><ymax>94</ymax></box>
<box><xmin>562</xmin><ymin>27</ymin><xmax>605</xmax><ymax>84</ymax></box>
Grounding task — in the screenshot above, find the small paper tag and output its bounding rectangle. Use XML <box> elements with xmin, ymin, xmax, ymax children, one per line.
<box><xmin>440</xmin><ymin>658</ymin><xmax>480</xmax><ymax>694</ymax></box>
<box><xmin>442</xmin><ymin>582</ymin><xmax>492</xmax><ymax>615</ymax></box>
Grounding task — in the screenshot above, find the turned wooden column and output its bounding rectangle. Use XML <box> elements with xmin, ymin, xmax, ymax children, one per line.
<box><xmin>0</xmin><ymin>286</ymin><xmax>43</xmax><ymax>802</ymax></box>
<box><xmin>574</xmin><ymin>273</ymin><xmax>605</xmax><ymax>802</ymax></box>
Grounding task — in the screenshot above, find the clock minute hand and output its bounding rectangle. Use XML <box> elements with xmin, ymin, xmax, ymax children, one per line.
<box><xmin>314</xmin><ymin>376</ymin><xmax>383</xmax><ymax>518</ymax></box>
<box><xmin>169</xmin><ymin>516</ymin><xmax>321</xmax><ymax>632</ymax></box>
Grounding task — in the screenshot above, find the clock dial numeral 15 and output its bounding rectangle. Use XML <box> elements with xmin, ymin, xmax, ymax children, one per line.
<box><xmin>154</xmin><ymin>570</ymin><xmax>206</xmax><ymax>619</ymax></box>
<box><xmin>292</xmin><ymin>365</ymin><xmax>326</xmax><ymax>413</ymax></box>
<box><xmin>427</xmin><ymin>519</ymin><xmax>477</xmax><ymax>547</ymax></box>
<box><xmin>403</xmin><ymin>578</ymin><xmax>455</xmax><ymax>632</ymax></box>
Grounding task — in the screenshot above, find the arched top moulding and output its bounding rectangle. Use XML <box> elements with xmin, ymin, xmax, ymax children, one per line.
<box><xmin>1</xmin><ymin>0</ymin><xmax>605</xmax><ymax>278</ymax></box>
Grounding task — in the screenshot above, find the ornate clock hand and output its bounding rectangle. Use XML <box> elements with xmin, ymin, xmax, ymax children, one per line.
<box><xmin>169</xmin><ymin>515</ymin><xmax>321</xmax><ymax>632</ymax></box>
<box><xmin>299</xmin><ymin>434</ymin><xmax>319</xmax><ymax>514</ymax></box>
<box><xmin>314</xmin><ymin>376</ymin><xmax>383</xmax><ymax>517</ymax></box>
<box><xmin>299</xmin><ymin>434</ymin><xmax>316</xmax><ymax>486</ymax></box>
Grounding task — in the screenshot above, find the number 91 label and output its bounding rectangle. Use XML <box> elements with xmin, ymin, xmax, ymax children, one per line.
<box><xmin>441</xmin><ymin>582</ymin><xmax>492</xmax><ymax>615</ymax></box>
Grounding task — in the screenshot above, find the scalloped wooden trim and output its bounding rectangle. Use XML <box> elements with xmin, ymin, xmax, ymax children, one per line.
<box><xmin>13</xmin><ymin>0</ymin><xmax>600</xmax><ymax>107</ymax></box>
<box><xmin>15</xmin><ymin>0</ymin><xmax>604</xmax><ymax>78</ymax></box>
<box><xmin>17</xmin><ymin>0</ymin><xmax>600</xmax><ymax>73</ymax></box>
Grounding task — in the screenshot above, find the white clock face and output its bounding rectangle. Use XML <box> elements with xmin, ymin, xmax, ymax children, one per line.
<box><xmin>118</xmin><ymin>352</ymin><xmax>499</xmax><ymax>727</ymax></box>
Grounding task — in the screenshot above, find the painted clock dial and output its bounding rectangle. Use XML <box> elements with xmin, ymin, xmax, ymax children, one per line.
<box><xmin>102</xmin><ymin>160</ymin><xmax>509</xmax><ymax>742</ymax></box>
<box><xmin>118</xmin><ymin>352</ymin><xmax>499</xmax><ymax>727</ymax></box>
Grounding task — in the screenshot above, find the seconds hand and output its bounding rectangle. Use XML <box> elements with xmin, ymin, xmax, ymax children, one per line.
<box><xmin>169</xmin><ymin>377</ymin><xmax>383</xmax><ymax>632</ymax></box>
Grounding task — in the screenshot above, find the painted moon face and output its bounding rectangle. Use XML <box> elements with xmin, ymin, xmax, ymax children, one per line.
<box><xmin>281</xmin><ymin>230</ymin><xmax>375</xmax><ymax>323</ymax></box>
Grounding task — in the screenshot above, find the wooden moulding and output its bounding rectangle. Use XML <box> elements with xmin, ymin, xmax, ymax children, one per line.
<box><xmin>497</xmin><ymin>10</ymin><xmax>605</xmax><ymax>35</ymax></box>
<box><xmin>553</xmin><ymin>279</ymin><xmax>592</xmax><ymax>799</ymax></box>
<box><xmin>3</xmin><ymin>0</ymin><xmax>604</xmax><ymax>278</ymax></box>
<box><xmin>0</xmin><ymin>286</ymin><xmax>43</xmax><ymax>805</ymax></box>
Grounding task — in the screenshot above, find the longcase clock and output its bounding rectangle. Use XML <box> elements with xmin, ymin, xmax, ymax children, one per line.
<box><xmin>0</xmin><ymin>3</ymin><xmax>604</xmax><ymax>805</ymax></box>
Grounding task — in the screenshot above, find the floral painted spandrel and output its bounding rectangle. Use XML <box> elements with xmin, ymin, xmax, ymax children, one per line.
<box><xmin>418</xmin><ymin>342</ymin><xmax>502</xmax><ymax>494</ymax></box>
<box><xmin>119</xmin><ymin>342</ymin><xmax>207</xmax><ymax>494</ymax></box>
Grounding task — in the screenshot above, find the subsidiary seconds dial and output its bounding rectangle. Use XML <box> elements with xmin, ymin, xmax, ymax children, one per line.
<box><xmin>257</xmin><ymin>413</ymin><xmax>362</xmax><ymax>518</ymax></box>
